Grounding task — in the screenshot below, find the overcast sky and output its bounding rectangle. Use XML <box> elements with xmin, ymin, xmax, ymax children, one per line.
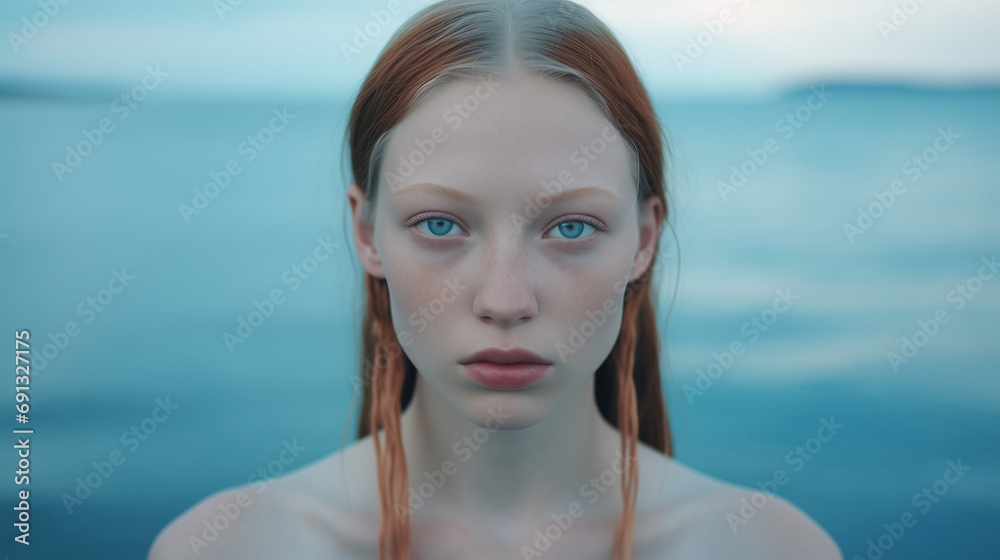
<box><xmin>1</xmin><ymin>0</ymin><xmax>998</xmax><ymax>100</ymax></box>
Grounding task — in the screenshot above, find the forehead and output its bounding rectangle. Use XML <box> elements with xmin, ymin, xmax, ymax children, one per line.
<box><xmin>380</xmin><ymin>70</ymin><xmax>634</xmax><ymax>203</ymax></box>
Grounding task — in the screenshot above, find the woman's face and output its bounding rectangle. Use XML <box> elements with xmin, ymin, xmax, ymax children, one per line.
<box><xmin>350</xmin><ymin>69</ymin><xmax>661</xmax><ymax>430</ymax></box>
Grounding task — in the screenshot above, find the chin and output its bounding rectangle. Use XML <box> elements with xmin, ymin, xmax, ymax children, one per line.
<box><xmin>459</xmin><ymin>383</ymin><xmax>575</xmax><ymax>431</ymax></box>
<box><xmin>427</xmin><ymin>385</ymin><xmax>539</xmax><ymax>430</ymax></box>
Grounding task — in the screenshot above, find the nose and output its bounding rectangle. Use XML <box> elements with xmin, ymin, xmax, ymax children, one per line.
<box><xmin>472</xmin><ymin>237</ymin><xmax>538</xmax><ymax>328</ymax></box>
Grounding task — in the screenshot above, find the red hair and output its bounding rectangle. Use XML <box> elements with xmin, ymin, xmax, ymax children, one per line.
<box><xmin>345</xmin><ymin>1</ymin><xmax>672</xmax><ymax>558</ymax></box>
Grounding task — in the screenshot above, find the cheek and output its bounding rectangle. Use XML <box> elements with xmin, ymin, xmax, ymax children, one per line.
<box><xmin>382</xmin><ymin>247</ymin><xmax>462</xmax><ymax>347</ymax></box>
<box><xmin>549</xmin><ymin>246</ymin><xmax>634</xmax><ymax>367</ymax></box>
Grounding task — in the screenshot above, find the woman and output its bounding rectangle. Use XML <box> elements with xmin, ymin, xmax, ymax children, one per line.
<box><xmin>150</xmin><ymin>1</ymin><xmax>842</xmax><ymax>558</ymax></box>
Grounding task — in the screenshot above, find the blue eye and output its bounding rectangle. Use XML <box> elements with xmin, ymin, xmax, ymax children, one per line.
<box><xmin>410</xmin><ymin>214</ymin><xmax>603</xmax><ymax>241</ymax></box>
<box><xmin>414</xmin><ymin>216</ymin><xmax>463</xmax><ymax>237</ymax></box>
<box><xmin>546</xmin><ymin>220</ymin><xmax>597</xmax><ymax>240</ymax></box>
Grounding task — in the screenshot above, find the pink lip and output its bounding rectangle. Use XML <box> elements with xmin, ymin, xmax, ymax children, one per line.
<box><xmin>459</xmin><ymin>347</ymin><xmax>552</xmax><ymax>366</ymax></box>
<box><xmin>459</xmin><ymin>347</ymin><xmax>553</xmax><ymax>390</ymax></box>
<box><xmin>462</xmin><ymin>362</ymin><xmax>550</xmax><ymax>390</ymax></box>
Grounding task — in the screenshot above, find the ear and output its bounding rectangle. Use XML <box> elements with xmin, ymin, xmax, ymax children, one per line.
<box><xmin>629</xmin><ymin>196</ymin><xmax>665</xmax><ymax>283</ymax></box>
<box><xmin>347</xmin><ymin>183</ymin><xmax>387</xmax><ymax>279</ymax></box>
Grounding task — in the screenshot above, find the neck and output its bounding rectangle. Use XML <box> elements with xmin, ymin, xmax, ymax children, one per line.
<box><xmin>398</xmin><ymin>374</ymin><xmax>628</xmax><ymax>534</ymax></box>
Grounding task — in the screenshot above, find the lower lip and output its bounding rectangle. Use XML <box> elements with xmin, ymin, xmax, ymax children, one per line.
<box><xmin>461</xmin><ymin>362</ymin><xmax>550</xmax><ymax>390</ymax></box>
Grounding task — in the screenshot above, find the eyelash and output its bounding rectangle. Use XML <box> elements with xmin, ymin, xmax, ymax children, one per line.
<box><xmin>406</xmin><ymin>212</ymin><xmax>606</xmax><ymax>240</ymax></box>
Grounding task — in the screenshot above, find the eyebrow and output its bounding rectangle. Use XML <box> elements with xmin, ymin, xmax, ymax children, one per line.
<box><xmin>390</xmin><ymin>183</ymin><xmax>621</xmax><ymax>204</ymax></box>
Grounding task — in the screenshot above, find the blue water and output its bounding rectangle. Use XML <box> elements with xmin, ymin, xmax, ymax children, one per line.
<box><xmin>1</xmin><ymin>86</ymin><xmax>998</xmax><ymax>559</ymax></box>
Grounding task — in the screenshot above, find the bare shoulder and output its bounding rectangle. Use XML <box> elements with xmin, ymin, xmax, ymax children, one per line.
<box><xmin>634</xmin><ymin>447</ymin><xmax>843</xmax><ymax>560</ymax></box>
<box><xmin>147</xmin><ymin>437</ymin><xmax>381</xmax><ymax>560</ymax></box>
<box><xmin>147</xmin><ymin>484</ymin><xmax>286</xmax><ymax>560</ymax></box>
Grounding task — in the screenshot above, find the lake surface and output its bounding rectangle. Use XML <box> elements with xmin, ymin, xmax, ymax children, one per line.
<box><xmin>1</xmin><ymin>85</ymin><xmax>998</xmax><ymax>559</ymax></box>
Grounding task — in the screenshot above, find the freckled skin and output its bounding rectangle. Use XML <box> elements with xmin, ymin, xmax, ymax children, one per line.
<box><xmin>371</xmin><ymin>69</ymin><xmax>646</xmax><ymax>431</ymax></box>
<box><xmin>148</xmin><ymin>68</ymin><xmax>842</xmax><ymax>560</ymax></box>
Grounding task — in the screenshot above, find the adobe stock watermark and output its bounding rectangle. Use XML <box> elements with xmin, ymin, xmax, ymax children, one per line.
<box><xmin>683</xmin><ymin>287</ymin><xmax>800</xmax><ymax>404</ymax></box>
<box><xmin>61</xmin><ymin>396</ymin><xmax>180</xmax><ymax>513</ymax></box>
<box><xmin>351</xmin><ymin>339</ymin><xmax>409</xmax><ymax>394</ymax></box>
<box><xmin>394</xmin><ymin>406</ymin><xmax>512</xmax><ymax>520</ymax></box>
<box><xmin>349</xmin><ymin>275</ymin><xmax>467</xmax><ymax>393</ymax></box>
<box><xmin>553</xmin><ymin>246</ymin><xmax>675</xmax><ymax>363</ymax></box>
<box><xmin>511</xmin><ymin>124</ymin><xmax>622</xmax><ymax>233</ymax></box>
<box><xmin>212</xmin><ymin>0</ymin><xmax>246</xmax><ymax>21</ymax></box>
<box><xmin>407</xmin><ymin>277</ymin><xmax>468</xmax><ymax>334</ymax></box>
<box><xmin>553</xmin><ymin>270</ymin><xmax>630</xmax><ymax>363</ymax></box>
<box><xmin>843</xmin><ymin>126</ymin><xmax>959</xmax><ymax>244</ymax></box>
<box><xmin>187</xmin><ymin>439</ymin><xmax>306</xmax><ymax>556</ymax></box>
<box><xmin>672</xmin><ymin>0</ymin><xmax>751</xmax><ymax>72</ymax></box>
<box><xmin>179</xmin><ymin>107</ymin><xmax>295</xmax><ymax>224</ymax></box>
<box><xmin>726</xmin><ymin>416</ymin><xmax>844</xmax><ymax>534</ymax></box>
<box><xmin>716</xmin><ymin>85</ymin><xmax>833</xmax><ymax>202</ymax></box>
<box><xmin>383</xmin><ymin>74</ymin><xmax>501</xmax><ymax>193</ymax></box>
<box><xmin>850</xmin><ymin>459</ymin><xmax>970</xmax><ymax>560</ymax></box>
<box><xmin>7</xmin><ymin>0</ymin><xmax>72</xmax><ymax>54</ymax></box>
<box><xmin>32</xmin><ymin>267</ymin><xmax>136</xmax><ymax>375</ymax></box>
<box><xmin>519</xmin><ymin>450</ymin><xmax>634</xmax><ymax>559</ymax></box>
<box><xmin>886</xmin><ymin>253</ymin><xmax>997</xmax><ymax>372</ymax></box>
<box><xmin>52</xmin><ymin>65</ymin><xmax>168</xmax><ymax>183</ymax></box>
<box><xmin>543</xmin><ymin>1</ymin><xmax>578</xmax><ymax>26</ymax></box>
<box><xmin>341</xmin><ymin>0</ymin><xmax>403</xmax><ymax>62</ymax></box>
<box><xmin>877</xmin><ymin>0</ymin><xmax>932</xmax><ymax>41</ymax></box>
<box><xmin>223</xmin><ymin>235</ymin><xmax>339</xmax><ymax>353</ymax></box>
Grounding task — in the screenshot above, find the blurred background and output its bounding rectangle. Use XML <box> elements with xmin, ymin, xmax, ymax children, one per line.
<box><xmin>1</xmin><ymin>0</ymin><xmax>998</xmax><ymax>558</ymax></box>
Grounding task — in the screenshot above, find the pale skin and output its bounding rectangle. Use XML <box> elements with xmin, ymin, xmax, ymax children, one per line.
<box><xmin>149</xmin><ymin>68</ymin><xmax>843</xmax><ymax>560</ymax></box>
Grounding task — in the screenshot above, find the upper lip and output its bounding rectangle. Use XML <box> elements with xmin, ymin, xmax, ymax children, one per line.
<box><xmin>460</xmin><ymin>347</ymin><xmax>553</xmax><ymax>365</ymax></box>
